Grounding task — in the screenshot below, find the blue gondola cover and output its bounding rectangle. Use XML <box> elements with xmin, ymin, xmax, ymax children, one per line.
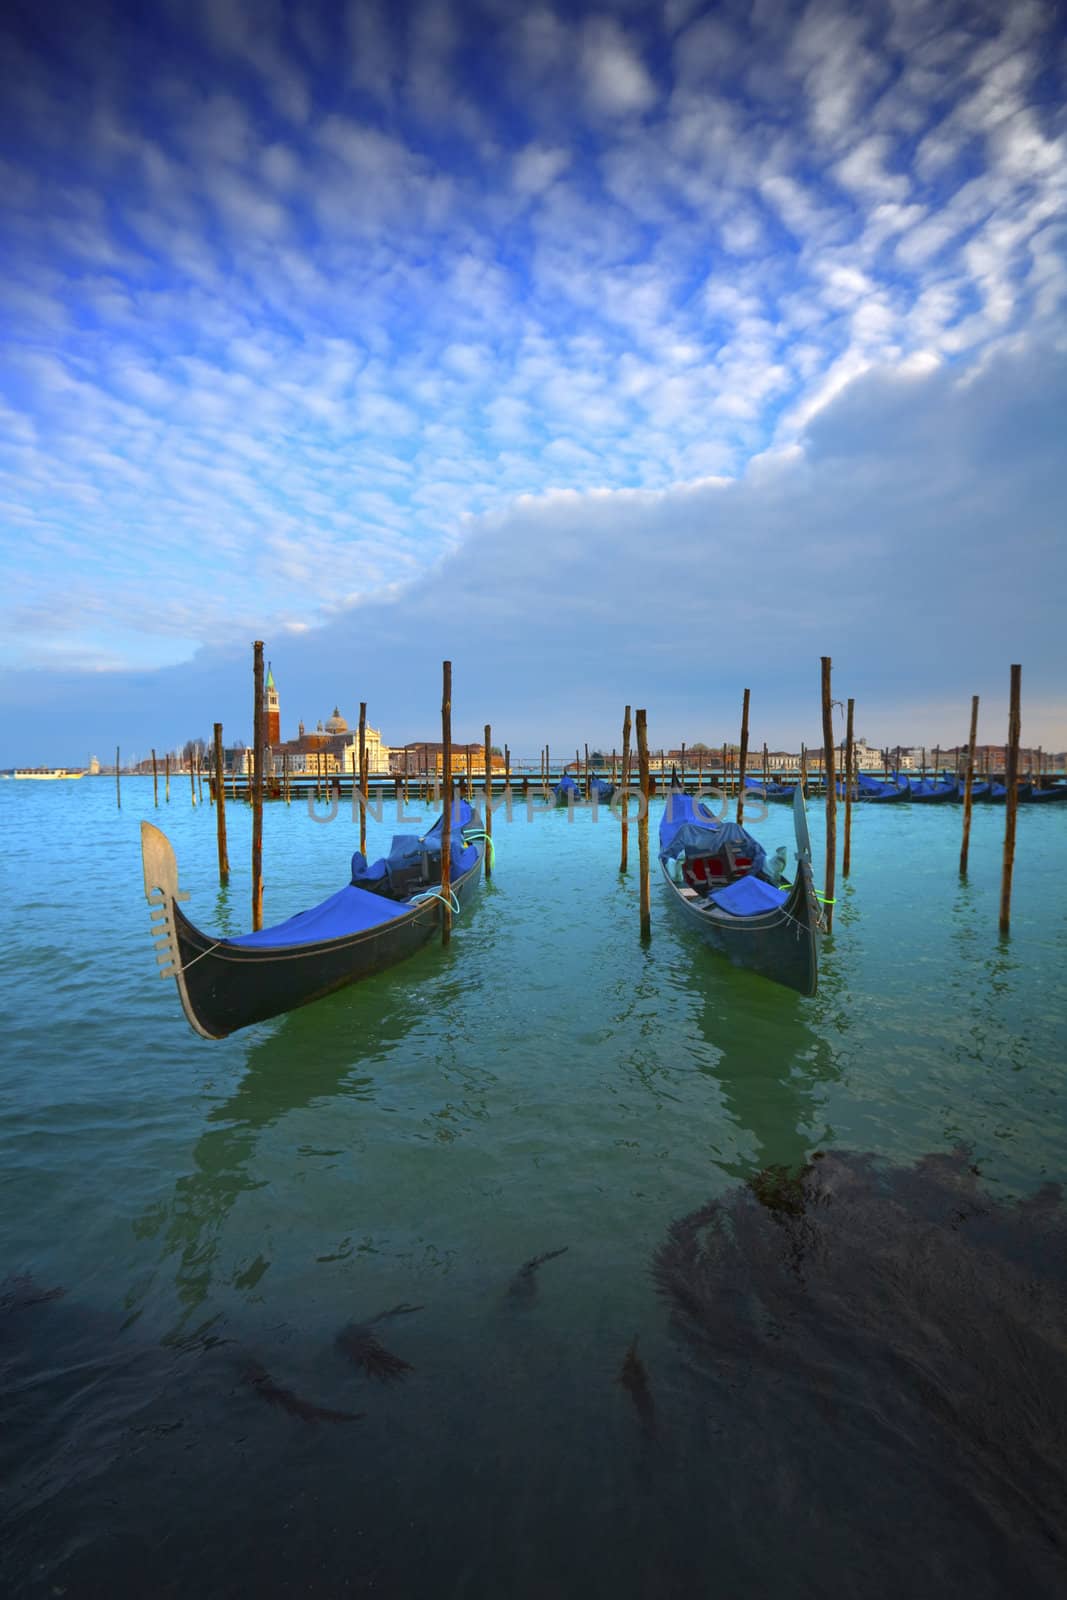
<box><xmin>709</xmin><ymin>877</ymin><xmax>789</xmax><ymax>916</ymax></box>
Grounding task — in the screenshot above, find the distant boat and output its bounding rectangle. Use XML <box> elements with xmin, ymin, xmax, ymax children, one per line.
<box><xmin>901</xmin><ymin>774</ymin><xmax>959</xmax><ymax>804</ymax></box>
<box><xmin>659</xmin><ymin>785</ymin><xmax>820</xmax><ymax>997</ymax></box>
<box><xmin>848</xmin><ymin>774</ymin><xmax>910</xmax><ymax>802</ymax></box>
<box><xmin>1025</xmin><ymin>783</ymin><xmax>1067</xmax><ymax>804</ymax></box>
<box><xmin>8</xmin><ymin>767</ymin><xmax>86</xmax><ymax>780</ymax></box>
<box><xmin>141</xmin><ymin>801</ymin><xmax>485</xmax><ymax>1039</ymax></box>
<box><xmin>744</xmin><ymin>776</ymin><xmax>797</xmax><ymax>802</ymax></box>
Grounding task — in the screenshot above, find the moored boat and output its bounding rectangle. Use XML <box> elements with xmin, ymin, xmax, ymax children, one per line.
<box><xmin>659</xmin><ymin>786</ymin><xmax>820</xmax><ymax>996</ymax></box>
<box><xmin>142</xmin><ymin>801</ymin><xmax>485</xmax><ymax>1039</ymax></box>
<box><xmin>902</xmin><ymin>774</ymin><xmax>959</xmax><ymax>803</ymax></box>
<box><xmin>554</xmin><ymin>774</ymin><xmax>581</xmax><ymax>805</ymax></box>
<box><xmin>589</xmin><ymin>775</ymin><xmax>616</xmax><ymax>803</ymax></box>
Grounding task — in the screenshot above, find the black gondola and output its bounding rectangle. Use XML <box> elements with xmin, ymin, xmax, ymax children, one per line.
<box><xmin>659</xmin><ymin>786</ymin><xmax>821</xmax><ymax>997</ymax></box>
<box><xmin>141</xmin><ymin>802</ymin><xmax>485</xmax><ymax>1039</ymax></box>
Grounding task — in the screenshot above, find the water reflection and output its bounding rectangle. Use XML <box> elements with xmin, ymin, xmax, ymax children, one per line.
<box><xmin>673</xmin><ymin>937</ymin><xmax>843</xmax><ymax>1180</ymax></box>
<box><xmin>135</xmin><ymin>967</ymin><xmax>431</xmax><ymax>1330</ymax></box>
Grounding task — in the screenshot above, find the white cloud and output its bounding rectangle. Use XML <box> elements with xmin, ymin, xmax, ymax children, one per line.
<box><xmin>513</xmin><ymin>142</ymin><xmax>571</xmax><ymax>197</ymax></box>
<box><xmin>580</xmin><ymin>19</ymin><xmax>657</xmax><ymax>116</ymax></box>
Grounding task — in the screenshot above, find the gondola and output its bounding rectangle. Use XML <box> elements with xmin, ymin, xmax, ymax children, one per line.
<box><xmin>901</xmin><ymin>774</ymin><xmax>959</xmax><ymax>803</ymax></box>
<box><xmin>744</xmin><ymin>776</ymin><xmax>797</xmax><ymax>802</ymax></box>
<box><xmin>553</xmin><ymin>774</ymin><xmax>581</xmax><ymax>805</ymax></box>
<box><xmin>589</xmin><ymin>775</ymin><xmax>616</xmax><ymax>803</ymax></box>
<box><xmin>659</xmin><ymin>785</ymin><xmax>820</xmax><ymax>997</ymax></box>
<box><xmin>141</xmin><ymin>801</ymin><xmax>485</xmax><ymax>1040</ymax></box>
<box><xmin>988</xmin><ymin>782</ymin><xmax>1032</xmax><ymax>804</ymax></box>
<box><xmin>1025</xmin><ymin>783</ymin><xmax>1067</xmax><ymax>804</ymax></box>
<box><xmin>849</xmin><ymin>774</ymin><xmax>911</xmax><ymax>802</ymax></box>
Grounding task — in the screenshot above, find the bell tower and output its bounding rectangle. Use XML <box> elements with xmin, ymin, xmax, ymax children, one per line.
<box><xmin>266</xmin><ymin>663</ymin><xmax>280</xmax><ymax>745</ymax></box>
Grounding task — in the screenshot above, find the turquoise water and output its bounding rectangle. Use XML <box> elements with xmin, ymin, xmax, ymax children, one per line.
<box><xmin>2</xmin><ymin>778</ymin><xmax>1066</xmax><ymax>1596</ymax></box>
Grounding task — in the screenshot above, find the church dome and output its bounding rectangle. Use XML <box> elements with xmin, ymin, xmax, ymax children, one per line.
<box><xmin>325</xmin><ymin>706</ymin><xmax>348</xmax><ymax>734</ymax></box>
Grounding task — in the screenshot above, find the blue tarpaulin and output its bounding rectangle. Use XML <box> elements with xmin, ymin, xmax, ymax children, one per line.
<box><xmin>231</xmin><ymin>803</ymin><xmax>479</xmax><ymax>949</ymax></box>
<box><xmin>658</xmin><ymin>792</ymin><xmax>767</xmax><ymax>876</ymax></box>
<box><xmin>710</xmin><ymin>877</ymin><xmax>789</xmax><ymax>916</ymax></box>
<box><xmin>229</xmin><ymin>884</ymin><xmax>412</xmax><ymax>947</ymax></box>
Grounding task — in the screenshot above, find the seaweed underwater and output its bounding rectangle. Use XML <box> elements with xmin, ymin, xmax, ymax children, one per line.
<box><xmin>506</xmin><ymin>1247</ymin><xmax>569</xmax><ymax>1305</ymax></box>
<box><xmin>335</xmin><ymin>1303</ymin><xmax>423</xmax><ymax>1382</ymax></box>
<box><xmin>238</xmin><ymin>1356</ymin><xmax>363</xmax><ymax>1425</ymax></box>
<box><xmin>650</xmin><ymin>1148</ymin><xmax>1067</xmax><ymax>1595</ymax></box>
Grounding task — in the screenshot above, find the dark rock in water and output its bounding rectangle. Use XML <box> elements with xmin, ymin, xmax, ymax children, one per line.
<box><xmin>335</xmin><ymin>1303</ymin><xmax>422</xmax><ymax>1381</ymax></box>
<box><xmin>506</xmin><ymin>1247</ymin><xmax>569</xmax><ymax>1304</ymax></box>
<box><xmin>616</xmin><ymin>1336</ymin><xmax>656</xmax><ymax>1439</ymax></box>
<box><xmin>239</xmin><ymin>1356</ymin><xmax>362</xmax><ymax>1424</ymax></box>
<box><xmin>652</xmin><ymin>1149</ymin><xmax>1067</xmax><ymax>1592</ymax></box>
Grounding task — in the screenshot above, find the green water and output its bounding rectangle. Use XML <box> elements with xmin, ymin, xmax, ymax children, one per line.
<box><xmin>2</xmin><ymin>778</ymin><xmax>1065</xmax><ymax>1596</ymax></box>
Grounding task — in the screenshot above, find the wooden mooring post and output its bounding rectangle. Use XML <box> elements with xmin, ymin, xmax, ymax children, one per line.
<box><xmin>115</xmin><ymin>747</ymin><xmax>121</xmax><ymax>809</ymax></box>
<box><xmin>800</xmin><ymin>742</ymin><xmax>807</xmax><ymax>797</ymax></box>
<box><xmin>440</xmin><ymin>661</ymin><xmax>453</xmax><ymax>947</ymax></box>
<box><xmin>620</xmin><ymin>704</ymin><xmax>631</xmax><ymax>873</ymax></box>
<box><xmin>152</xmin><ymin>749</ymin><xmax>159</xmax><ymax>807</ymax></box>
<box><xmin>251</xmin><ymin>641</ymin><xmax>265</xmax><ymax>932</ymax></box>
<box><xmin>165</xmin><ymin>753</ymin><xmax>170</xmax><ymax>803</ymax></box>
<box><xmin>189</xmin><ymin>754</ymin><xmax>196</xmax><ymax>807</ymax></box>
<box><xmin>358</xmin><ymin>702</ymin><xmax>367</xmax><ymax>857</ymax></box>
<box><xmin>636</xmin><ymin>708</ymin><xmax>651</xmax><ymax>939</ymax></box>
<box><xmin>959</xmin><ymin>695</ymin><xmax>979</xmax><ymax>878</ymax></box>
<box><xmin>483</xmin><ymin>722</ymin><xmax>493</xmax><ymax>882</ymax></box>
<box><xmin>213</xmin><ymin>722</ymin><xmax>229</xmax><ymax>886</ymax></box>
<box><xmin>820</xmin><ymin>657</ymin><xmax>836</xmax><ymax>933</ymax></box>
<box><xmin>736</xmin><ymin>688</ymin><xmax>750</xmax><ymax>825</ymax></box>
<box><xmin>999</xmin><ymin>665</ymin><xmax>1021</xmax><ymax>936</ymax></box>
<box><xmin>843</xmin><ymin>696</ymin><xmax>855</xmax><ymax>879</ymax></box>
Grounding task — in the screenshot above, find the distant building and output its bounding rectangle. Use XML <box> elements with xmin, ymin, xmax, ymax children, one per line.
<box><xmin>389</xmin><ymin>742</ymin><xmax>503</xmax><ymax>775</ymax></box>
<box><xmin>222</xmin><ymin>671</ymin><xmax>392</xmax><ymax>776</ymax></box>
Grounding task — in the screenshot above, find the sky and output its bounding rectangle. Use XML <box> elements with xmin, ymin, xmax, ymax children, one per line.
<box><xmin>1</xmin><ymin>0</ymin><xmax>1065</xmax><ymax>763</ymax></box>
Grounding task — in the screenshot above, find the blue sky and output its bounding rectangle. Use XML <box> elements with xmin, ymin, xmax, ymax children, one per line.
<box><xmin>1</xmin><ymin>0</ymin><xmax>1065</xmax><ymax>762</ymax></box>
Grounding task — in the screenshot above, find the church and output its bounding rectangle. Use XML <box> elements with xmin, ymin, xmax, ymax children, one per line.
<box><xmin>226</xmin><ymin>668</ymin><xmax>392</xmax><ymax>777</ymax></box>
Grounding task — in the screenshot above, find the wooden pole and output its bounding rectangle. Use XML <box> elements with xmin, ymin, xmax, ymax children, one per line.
<box><xmin>636</xmin><ymin>709</ymin><xmax>651</xmax><ymax>940</ymax></box>
<box><xmin>680</xmin><ymin>742</ymin><xmax>686</xmax><ymax>790</ymax></box>
<box><xmin>959</xmin><ymin>695</ymin><xmax>979</xmax><ymax>877</ymax></box>
<box><xmin>115</xmin><ymin>747</ymin><xmax>121</xmax><ymax>809</ymax></box>
<box><xmin>441</xmin><ymin>661</ymin><xmax>453</xmax><ymax>947</ymax></box>
<box><xmin>934</xmin><ymin>744</ymin><xmax>941</xmax><ymax>784</ymax></box>
<box><xmin>190</xmin><ymin>753</ymin><xmax>196</xmax><ymax>807</ymax></box>
<box><xmin>213</xmin><ymin>722</ymin><xmax>229</xmax><ymax>886</ymax></box>
<box><xmin>152</xmin><ymin>749</ymin><xmax>158</xmax><ymax>807</ymax></box>
<box><xmin>357</xmin><ymin>701</ymin><xmax>367</xmax><ymax>856</ymax></box>
<box><xmin>843</xmin><ymin>696</ymin><xmax>855</xmax><ymax>879</ymax></box>
<box><xmin>736</xmin><ymin>688</ymin><xmax>750</xmax><ymax>824</ymax></box>
<box><xmin>164</xmin><ymin>753</ymin><xmax>170</xmax><ymax>803</ymax></box>
<box><xmin>721</xmin><ymin>741</ymin><xmax>727</xmax><ymax>795</ymax></box>
<box><xmin>251</xmin><ymin>642</ymin><xmax>265</xmax><ymax>931</ymax></box>
<box><xmin>584</xmin><ymin>742</ymin><xmax>589</xmax><ymax>801</ymax></box>
<box><xmin>505</xmin><ymin>743</ymin><xmax>511</xmax><ymax>800</ymax></box>
<box><xmin>763</xmin><ymin>741</ymin><xmax>768</xmax><ymax>790</ymax></box>
<box><xmin>620</xmin><ymin>705</ymin><xmax>631</xmax><ymax>873</ymax></box>
<box><xmin>820</xmin><ymin>657</ymin><xmax>836</xmax><ymax>933</ymax></box>
<box><xmin>800</xmin><ymin>742</ymin><xmax>807</xmax><ymax>797</ymax></box>
<box><xmin>484</xmin><ymin>722</ymin><xmax>493</xmax><ymax>882</ymax></box>
<box><xmin>999</xmin><ymin>665</ymin><xmax>1022</xmax><ymax>936</ymax></box>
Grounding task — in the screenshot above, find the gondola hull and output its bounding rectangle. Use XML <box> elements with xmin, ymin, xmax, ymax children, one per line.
<box><xmin>661</xmin><ymin>854</ymin><xmax>819</xmax><ymax>997</ymax></box>
<box><xmin>143</xmin><ymin>823</ymin><xmax>483</xmax><ymax>1039</ymax></box>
